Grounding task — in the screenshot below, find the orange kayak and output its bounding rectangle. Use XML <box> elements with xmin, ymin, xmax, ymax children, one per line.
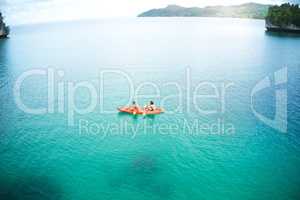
<box><xmin>118</xmin><ymin>107</ymin><xmax>164</xmax><ymax>115</ymax></box>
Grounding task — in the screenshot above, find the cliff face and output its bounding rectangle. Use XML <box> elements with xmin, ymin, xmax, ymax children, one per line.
<box><xmin>266</xmin><ymin>19</ymin><xmax>300</xmax><ymax>33</ymax></box>
<box><xmin>0</xmin><ymin>12</ymin><xmax>9</xmax><ymax>38</ymax></box>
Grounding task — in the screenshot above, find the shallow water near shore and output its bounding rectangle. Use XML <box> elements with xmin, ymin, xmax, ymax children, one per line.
<box><xmin>1</xmin><ymin>18</ymin><xmax>300</xmax><ymax>200</ymax></box>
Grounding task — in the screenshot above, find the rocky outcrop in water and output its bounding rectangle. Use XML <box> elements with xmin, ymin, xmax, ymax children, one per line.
<box><xmin>0</xmin><ymin>12</ymin><xmax>9</xmax><ymax>38</ymax></box>
<box><xmin>266</xmin><ymin>3</ymin><xmax>300</xmax><ymax>33</ymax></box>
<box><xmin>266</xmin><ymin>19</ymin><xmax>300</xmax><ymax>33</ymax></box>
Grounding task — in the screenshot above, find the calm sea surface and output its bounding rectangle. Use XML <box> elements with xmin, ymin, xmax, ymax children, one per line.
<box><xmin>1</xmin><ymin>18</ymin><xmax>300</xmax><ymax>200</ymax></box>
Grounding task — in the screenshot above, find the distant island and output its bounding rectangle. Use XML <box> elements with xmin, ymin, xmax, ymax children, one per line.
<box><xmin>0</xmin><ymin>12</ymin><xmax>9</xmax><ymax>38</ymax></box>
<box><xmin>266</xmin><ymin>3</ymin><xmax>300</xmax><ymax>33</ymax></box>
<box><xmin>138</xmin><ymin>3</ymin><xmax>270</xmax><ymax>19</ymax></box>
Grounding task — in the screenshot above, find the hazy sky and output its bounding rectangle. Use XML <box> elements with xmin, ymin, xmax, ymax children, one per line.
<box><xmin>0</xmin><ymin>0</ymin><xmax>298</xmax><ymax>25</ymax></box>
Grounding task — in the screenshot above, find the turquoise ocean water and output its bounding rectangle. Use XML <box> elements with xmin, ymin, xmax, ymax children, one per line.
<box><xmin>0</xmin><ymin>18</ymin><xmax>300</xmax><ymax>200</ymax></box>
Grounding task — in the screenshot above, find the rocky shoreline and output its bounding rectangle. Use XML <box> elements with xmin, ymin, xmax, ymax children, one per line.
<box><xmin>266</xmin><ymin>19</ymin><xmax>300</xmax><ymax>33</ymax></box>
<box><xmin>0</xmin><ymin>12</ymin><xmax>9</xmax><ymax>38</ymax></box>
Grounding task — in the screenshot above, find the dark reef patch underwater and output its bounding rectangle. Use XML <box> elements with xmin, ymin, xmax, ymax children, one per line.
<box><xmin>0</xmin><ymin>174</ymin><xmax>62</xmax><ymax>200</ymax></box>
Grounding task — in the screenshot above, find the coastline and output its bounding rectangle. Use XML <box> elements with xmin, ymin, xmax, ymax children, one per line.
<box><xmin>0</xmin><ymin>14</ymin><xmax>9</xmax><ymax>38</ymax></box>
<box><xmin>265</xmin><ymin>20</ymin><xmax>300</xmax><ymax>33</ymax></box>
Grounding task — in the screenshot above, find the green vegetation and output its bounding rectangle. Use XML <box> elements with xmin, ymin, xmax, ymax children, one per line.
<box><xmin>138</xmin><ymin>3</ymin><xmax>270</xmax><ymax>19</ymax></box>
<box><xmin>266</xmin><ymin>3</ymin><xmax>300</xmax><ymax>27</ymax></box>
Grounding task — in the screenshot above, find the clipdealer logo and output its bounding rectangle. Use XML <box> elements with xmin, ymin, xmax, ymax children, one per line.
<box><xmin>12</xmin><ymin>66</ymin><xmax>289</xmax><ymax>134</ymax></box>
<box><xmin>251</xmin><ymin>67</ymin><xmax>287</xmax><ymax>133</ymax></box>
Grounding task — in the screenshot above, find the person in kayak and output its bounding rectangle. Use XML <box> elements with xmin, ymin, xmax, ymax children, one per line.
<box><xmin>129</xmin><ymin>101</ymin><xmax>141</xmax><ymax>114</ymax></box>
<box><xmin>144</xmin><ymin>101</ymin><xmax>156</xmax><ymax>112</ymax></box>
